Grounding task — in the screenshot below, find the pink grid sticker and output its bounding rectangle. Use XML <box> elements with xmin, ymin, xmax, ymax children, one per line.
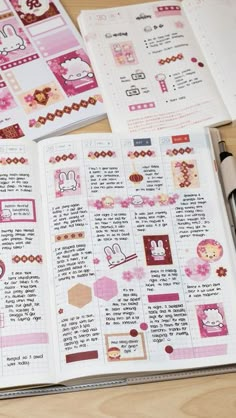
<box><xmin>35</xmin><ymin>27</ymin><xmax>79</xmax><ymax>58</ymax></box>
<box><xmin>169</xmin><ymin>344</ymin><xmax>227</xmax><ymax>359</ymax></box>
<box><xmin>111</xmin><ymin>41</ymin><xmax>138</xmax><ymax>66</ymax></box>
<box><xmin>0</xmin><ymin>332</ymin><xmax>48</xmax><ymax>347</ymax></box>
<box><xmin>129</xmin><ymin>102</ymin><xmax>156</xmax><ymax>111</ymax></box>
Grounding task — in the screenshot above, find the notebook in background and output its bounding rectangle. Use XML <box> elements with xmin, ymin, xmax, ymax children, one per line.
<box><xmin>77</xmin><ymin>0</ymin><xmax>235</xmax><ymax>134</ymax></box>
<box><xmin>183</xmin><ymin>0</ymin><xmax>236</xmax><ymax>122</ymax></box>
<box><xmin>0</xmin><ymin>0</ymin><xmax>105</xmax><ymax>141</ymax></box>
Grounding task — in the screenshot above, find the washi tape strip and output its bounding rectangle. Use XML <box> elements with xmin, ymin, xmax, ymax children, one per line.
<box><xmin>55</xmin><ymin>231</ymin><xmax>84</xmax><ymax>242</ymax></box>
<box><xmin>129</xmin><ymin>101</ymin><xmax>156</xmax><ymax>111</ymax></box>
<box><xmin>0</xmin><ymin>157</ymin><xmax>28</xmax><ymax>164</ymax></box>
<box><xmin>158</xmin><ymin>53</ymin><xmax>183</xmax><ymax>65</ymax></box>
<box><xmin>49</xmin><ymin>153</ymin><xmax>77</xmax><ymax>163</ymax></box>
<box><xmin>12</xmin><ymin>255</ymin><xmax>43</xmax><ymax>263</ymax></box>
<box><xmin>88</xmin><ymin>150</ymin><xmax>116</xmax><ymax>159</ymax></box>
<box><xmin>32</xmin><ymin>96</ymin><xmax>98</xmax><ymax>127</ymax></box>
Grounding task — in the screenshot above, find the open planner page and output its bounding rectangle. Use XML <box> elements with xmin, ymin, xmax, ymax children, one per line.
<box><xmin>183</xmin><ymin>0</ymin><xmax>236</xmax><ymax>121</ymax></box>
<box><xmin>78</xmin><ymin>1</ymin><xmax>230</xmax><ymax>134</ymax></box>
<box><xmin>0</xmin><ymin>140</ymin><xmax>54</xmax><ymax>389</ymax></box>
<box><xmin>38</xmin><ymin>129</ymin><xmax>236</xmax><ymax>383</ymax></box>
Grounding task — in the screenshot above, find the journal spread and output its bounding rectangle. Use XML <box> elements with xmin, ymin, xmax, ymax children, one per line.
<box><xmin>78</xmin><ymin>0</ymin><xmax>236</xmax><ymax>133</ymax></box>
<box><xmin>0</xmin><ymin>0</ymin><xmax>105</xmax><ymax>141</ymax></box>
<box><xmin>1</xmin><ymin>127</ymin><xmax>236</xmax><ymax>397</ymax></box>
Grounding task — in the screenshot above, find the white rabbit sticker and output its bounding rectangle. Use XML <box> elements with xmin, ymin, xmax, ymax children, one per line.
<box><xmin>61</xmin><ymin>57</ymin><xmax>94</xmax><ymax>82</ymax></box>
<box><xmin>104</xmin><ymin>243</ymin><xmax>126</xmax><ymax>266</ymax></box>
<box><xmin>150</xmin><ymin>240</ymin><xmax>166</xmax><ymax>261</ymax></box>
<box><xmin>0</xmin><ymin>25</ymin><xmax>25</xmax><ymax>56</ymax></box>
<box><xmin>18</xmin><ymin>0</ymin><xmax>50</xmax><ymax>17</ymax></box>
<box><xmin>59</xmin><ymin>171</ymin><xmax>77</xmax><ymax>192</ymax></box>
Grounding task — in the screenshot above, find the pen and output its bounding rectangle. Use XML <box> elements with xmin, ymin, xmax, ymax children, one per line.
<box><xmin>218</xmin><ymin>140</ymin><xmax>236</xmax><ymax>231</ymax></box>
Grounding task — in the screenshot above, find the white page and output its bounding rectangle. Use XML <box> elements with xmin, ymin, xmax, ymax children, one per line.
<box><xmin>78</xmin><ymin>1</ymin><xmax>230</xmax><ymax>134</ymax></box>
<box><xmin>183</xmin><ymin>0</ymin><xmax>236</xmax><ymax>121</ymax></box>
<box><xmin>38</xmin><ymin>129</ymin><xmax>236</xmax><ymax>383</ymax></box>
<box><xmin>0</xmin><ymin>139</ymin><xmax>55</xmax><ymax>389</ymax></box>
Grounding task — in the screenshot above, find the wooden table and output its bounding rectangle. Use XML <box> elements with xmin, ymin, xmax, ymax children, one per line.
<box><xmin>2</xmin><ymin>0</ymin><xmax>236</xmax><ymax>416</ymax></box>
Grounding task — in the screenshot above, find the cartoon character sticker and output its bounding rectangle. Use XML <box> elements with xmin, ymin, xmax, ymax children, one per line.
<box><xmin>197</xmin><ymin>239</ymin><xmax>223</xmax><ymax>263</ymax></box>
<box><xmin>143</xmin><ymin>235</ymin><xmax>173</xmax><ymax>265</ymax></box>
<box><xmin>107</xmin><ymin>347</ymin><xmax>121</xmax><ymax>360</ymax></box>
<box><xmin>54</xmin><ymin>168</ymin><xmax>81</xmax><ymax>197</ymax></box>
<box><xmin>47</xmin><ymin>49</ymin><xmax>98</xmax><ymax>96</ymax></box>
<box><xmin>131</xmin><ymin>195</ymin><xmax>144</xmax><ymax>207</ymax></box>
<box><xmin>196</xmin><ymin>303</ymin><xmax>228</xmax><ymax>337</ymax></box>
<box><xmin>104</xmin><ymin>243</ymin><xmax>126</xmax><ymax>266</ymax></box>
<box><xmin>61</xmin><ymin>57</ymin><xmax>94</xmax><ymax>81</ymax></box>
<box><xmin>0</xmin><ymin>24</ymin><xmax>25</xmax><ymax>56</ymax></box>
<box><xmin>0</xmin><ymin>18</ymin><xmax>35</xmax><ymax>66</ymax></box>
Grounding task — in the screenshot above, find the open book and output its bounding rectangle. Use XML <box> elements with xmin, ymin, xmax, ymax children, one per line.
<box><xmin>1</xmin><ymin>127</ymin><xmax>236</xmax><ymax>398</ymax></box>
<box><xmin>78</xmin><ymin>0</ymin><xmax>236</xmax><ymax>133</ymax></box>
<box><xmin>0</xmin><ymin>0</ymin><xmax>105</xmax><ymax>141</ymax></box>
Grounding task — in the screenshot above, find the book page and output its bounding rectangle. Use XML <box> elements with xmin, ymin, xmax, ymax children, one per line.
<box><xmin>78</xmin><ymin>1</ymin><xmax>230</xmax><ymax>134</ymax></box>
<box><xmin>183</xmin><ymin>0</ymin><xmax>236</xmax><ymax>121</ymax></box>
<box><xmin>0</xmin><ymin>0</ymin><xmax>104</xmax><ymax>141</ymax></box>
<box><xmin>0</xmin><ymin>140</ymin><xmax>54</xmax><ymax>389</ymax></box>
<box><xmin>38</xmin><ymin>129</ymin><xmax>236</xmax><ymax>383</ymax></box>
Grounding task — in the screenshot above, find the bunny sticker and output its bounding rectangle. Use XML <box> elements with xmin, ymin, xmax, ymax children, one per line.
<box><xmin>104</xmin><ymin>244</ymin><xmax>126</xmax><ymax>267</ymax></box>
<box><xmin>55</xmin><ymin>168</ymin><xmax>80</xmax><ymax>197</ymax></box>
<box><xmin>59</xmin><ymin>171</ymin><xmax>77</xmax><ymax>192</ymax></box>
<box><xmin>150</xmin><ymin>240</ymin><xmax>166</xmax><ymax>261</ymax></box>
<box><xmin>143</xmin><ymin>234</ymin><xmax>173</xmax><ymax>265</ymax></box>
<box><xmin>0</xmin><ymin>24</ymin><xmax>25</xmax><ymax>56</ymax></box>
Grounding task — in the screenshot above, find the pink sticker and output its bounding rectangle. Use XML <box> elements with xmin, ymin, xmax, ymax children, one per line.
<box><xmin>54</xmin><ymin>167</ymin><xmax>81</xmax><ymax>198</ymax></box>
<box><xmin>0</xmin><ymin>199</ymin><xmax>36</xmax><ymax>222</ymax></box>
<box><xmin>47</xmin><ymin>49</ymin><xmax>98</xmax><ymax>97</ymax></box>
<box><xmin>111</xmin><ymin>41</ymin><xmax>138</xmax><ymax>66</ymax></box>
<box><xmin>196</xmin><ymin>303</ymin><xmax>228</xmax><ymax>338</ymax></box>
<box><xmin>36</xmin><ymin>28</ymin><xmax>79</xmax><ymax>58</ymax></box>
<box><xmin>143</xmin><ymin>234</ymin><xmax>173</xmax><ymax>265</ymax></box>
<box><xmin>197</xmin><ymin>239</ymin><xmax>223</xmax><ymax>263</ymax></box>
<box><xmin>0</xmin><ymin>85</ymin><xmax>17</xmax><ymax>111</ymax></box>
<box><xmin>10</xmin><ymin>0</ymin><xmax>60</xmax><ymax>26</ymax></box>
<box><xmin>0</xmin><ymin>18</ymin><xmax>36</xmax><ymax>68</ymax></box>
<box><xmin>184</xmin><ymin>257</ymin><xmax>210</xmax><ymax>282</ymax></box>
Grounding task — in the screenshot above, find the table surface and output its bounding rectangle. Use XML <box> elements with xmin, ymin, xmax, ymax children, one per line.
<box><xmin>2</xmin><ymin>0</ymin><xmax>236</xmax><ymax>416</ymax></box>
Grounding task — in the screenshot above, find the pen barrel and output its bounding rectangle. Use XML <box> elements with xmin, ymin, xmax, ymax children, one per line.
<box><xmin>220</xmin><ymin>155</ymin><xmax>236</xmax><ymax>199</ymax></box>
<box><xmin>229</xmin><ymin>192</ymin><xmax>236</xmax><ymax>230</ymax></box>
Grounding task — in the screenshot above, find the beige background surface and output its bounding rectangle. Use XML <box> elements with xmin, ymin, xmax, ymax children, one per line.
<box><xmin>1</xmin><ymin>0</ymin><xmax>236</xmax><ymax>416</ymax></box>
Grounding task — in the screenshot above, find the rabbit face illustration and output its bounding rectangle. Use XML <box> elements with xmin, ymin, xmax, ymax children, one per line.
<box><xmin>104</xmin><ymin>244</ymin><xmax>126</xmax><ymax>265</ymax></box>
<box><xmin>59</xmin><ymin>171</ymin><xmax>77</xmax><ymax>192</ymax></box>
<box><xmin>151</xmin><ymin>240</ymin><xmax>166</xmax><ymax>260</ymax></box>
<box><xmin>19</xmin><ymin>0</ymin><xmax>50</xmax><ymax>16</ymax></box>
<box><xmin>0</xmin><ymin>25</ymin><xmax>26</xmax><ymax>56</ymax></box>
<box><xmin>61</xmin><ymin>58</ymin><xmax>94</xmax><ymax>81</ymax></box>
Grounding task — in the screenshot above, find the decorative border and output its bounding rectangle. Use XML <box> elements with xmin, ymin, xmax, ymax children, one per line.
<box><xmin>30</xmin><ymin>96</ymin><xmax>98</xmax><ymax>127</ymax></box>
